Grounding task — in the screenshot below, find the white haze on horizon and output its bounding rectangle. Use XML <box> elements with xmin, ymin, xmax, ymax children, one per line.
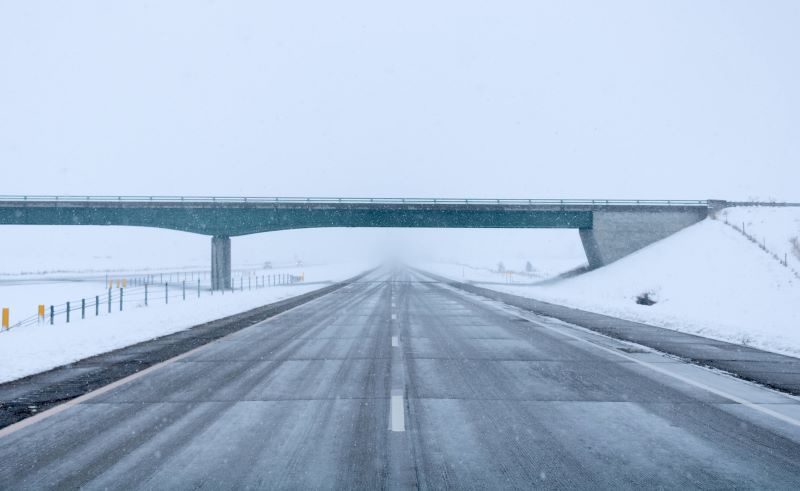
<box><xmin>0</xmin><ymin>1</ymin><xmax>798</xmax><ymax>271</ymax></box>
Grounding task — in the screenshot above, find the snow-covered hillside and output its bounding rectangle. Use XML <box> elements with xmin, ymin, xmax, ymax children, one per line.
<box><xmin>717</xmin><ymin>206</ymin><xmax>800</xmax><ymax>275</ymax></box>
<box><xmin>421</xmin><ymin>208</ymin><xmax>800</xmax><ymax>358</ymax></box>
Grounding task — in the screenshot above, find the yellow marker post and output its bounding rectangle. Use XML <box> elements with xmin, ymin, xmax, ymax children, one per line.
<box><xmin>116</xmin><ymin>279</ymin><xmax>120</xmax><ymax>288</ymax></box>
<box><xmin>38</xmin><ymin>304</ymin><xmax>45</xmax><ymax>323</ymax></box>
<box><xmin>2</xmin><ymin>308</ymin><xmax>8</xmax><ymax>329</ymax></box>
<box><xmin>122</xmin><ymin>278</ymin><xmax>127</xmax><ymax>288</ymax></box>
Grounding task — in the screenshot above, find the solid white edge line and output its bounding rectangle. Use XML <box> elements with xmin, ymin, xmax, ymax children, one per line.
<box><xmin>0</xmin><ymin>293</ymin><xmax>319</xmax><ymax>440</ymax></box>
<box><xmin>433</xmin><ymin>281</ymin><xmax>800</xmax><ymax>429</ymax></box>
<box><xmin>518</xmin><ymin>312</ymin><xmax>800</xmax><ymax>428</ymax></box>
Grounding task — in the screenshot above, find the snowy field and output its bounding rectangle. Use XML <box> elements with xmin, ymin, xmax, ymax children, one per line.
<box><xmin>0</xmin><ymin>264</ymin><xmax>337</xmax><ymax>327</ymax></box>
<box><xmin>419</xmin><ymin>207</ymin><xmax>800</xmax><ymax>358</ymax></box>
<box><xmin>0</xmin><ymin>262</ymin><xmax>372</xmax><ymax>383</ymax></box>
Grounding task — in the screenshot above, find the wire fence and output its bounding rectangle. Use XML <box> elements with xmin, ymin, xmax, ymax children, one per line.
<box><xmin>715</xmin><ymin>217</ymin><xmax>800</xmax><ymax>279</ymax></box>
<box><xmin>1</xmin><ymin>271</ymin><xmax>304</xmax><ymax>332</ymax></box>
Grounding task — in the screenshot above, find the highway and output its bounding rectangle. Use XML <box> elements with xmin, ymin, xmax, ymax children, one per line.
<box><xmin>1</xmin><ymin>269</ymin><xmax>800</xmax><ymax>489</ymax></box>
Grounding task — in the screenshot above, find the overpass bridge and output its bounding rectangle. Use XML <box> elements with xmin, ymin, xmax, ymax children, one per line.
<box><xmin>0</xmin><ymin>196</ymin><xmax>718</xmax><ymax>289</ymax></box>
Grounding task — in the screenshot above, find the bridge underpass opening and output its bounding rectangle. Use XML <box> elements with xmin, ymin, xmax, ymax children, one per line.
<box><xmin>193</xmin><ymin>227</ymin><xmax>594</xmax><ymax>289</ymax></box>
<box><xmin>0</xmin><ymin>197</ymin><xmax>712</xmax><ymax>289</ymax></box>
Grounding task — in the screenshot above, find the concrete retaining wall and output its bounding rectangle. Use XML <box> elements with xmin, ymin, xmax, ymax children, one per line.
<box><xmin>580</xmin><ymin>208</ymin><xmax>708</xmax><ymax>268</ymax></box>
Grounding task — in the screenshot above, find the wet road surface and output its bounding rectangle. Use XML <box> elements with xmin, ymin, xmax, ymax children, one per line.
<box><xmin>1</xmin><ymin>268</ymin><xmax>800</xmax><ymax>489</ymax></box>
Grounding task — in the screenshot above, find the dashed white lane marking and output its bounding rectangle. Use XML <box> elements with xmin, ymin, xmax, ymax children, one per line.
<box><xmin>515</xmin><ymin>312</ymin><xmax>800</xmax><ymax>428</ymax></box>
<box><xmin>392</xmin><ymin>336</ymin><xmax>399</xmax><ymax>347</ymax></box>
<box><xmin>390</xmin><ymin>389</ymin><xmax>405</xmax><ymax>432</ymax></box>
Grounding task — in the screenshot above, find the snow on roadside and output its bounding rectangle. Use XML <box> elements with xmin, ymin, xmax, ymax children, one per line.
<box><xmin>419</xmin><ymin>217</ymin><xmax>800</xmax><ymax>358</ymax></box>
<box><xmin>0</xmin><ymin>264</ymin><xmax>333</xmax><ymax>325</ymax></box>
<box><xmin>718</xmin><ymin>206</ymin><xmax>800</xmax><ymax>273</ymax></box>
<box><xmin>0</xmin><ymin>262</ymin><xmax>372</xmax><ymax>384</ymax></box>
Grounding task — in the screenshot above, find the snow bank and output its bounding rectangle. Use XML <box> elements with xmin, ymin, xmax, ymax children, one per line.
<box><xmin>0</xmin><ymin>262</ymin><xmax>371</xmax><ymax>383</ymax></box>
<box><xmin>420</xmin><ymin>215</ymin><xmax>800</xmax><ymax>358</ymax></box>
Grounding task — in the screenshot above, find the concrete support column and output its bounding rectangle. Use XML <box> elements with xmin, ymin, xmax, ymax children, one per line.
<box><xmin>211</xmin><ymin>235</ymin><xmax>231</xmax><ymax>290</ymax></box>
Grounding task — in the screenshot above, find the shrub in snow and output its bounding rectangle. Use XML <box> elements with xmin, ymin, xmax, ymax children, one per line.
<box><xmin>635</xmin><ymin>292</ymin><xmax>657</xmax><ymax>306</ymax></box>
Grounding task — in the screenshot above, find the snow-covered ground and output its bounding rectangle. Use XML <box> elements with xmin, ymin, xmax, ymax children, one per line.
<box><xmin>717</xmin><ymin>206</ymin><xmax>800</xmax><ymax>275</ymax></box>
<box><xmin>0</xmin><ymin>264</ymin><xmax>339</xmax><ymax>327</ymax></box>
<box><xmin>0</xmin><ymin>262</ymin><xmax>372</xmax><ymax>383</ymax></box>
<box><xmin>419</xmin><ymin>208</ymin><xmax>800</xmax><ymax>359</ymax></box>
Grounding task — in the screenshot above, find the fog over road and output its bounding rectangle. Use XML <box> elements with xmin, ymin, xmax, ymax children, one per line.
<box><xmin>1</xmin><ymin>269</ymin><xmax>800</xmax><ymax>489</ymax></box>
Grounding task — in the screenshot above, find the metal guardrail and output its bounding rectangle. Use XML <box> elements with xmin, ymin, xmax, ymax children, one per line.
<box><xmin>724</xmin><ymin>201</ymin><xmax>800</xmax><ymax>207</ymax></box>
<box><xmin>0</xmin><ymin>196</ymin><xmax>711</xmax><ymax>206</ymax></box>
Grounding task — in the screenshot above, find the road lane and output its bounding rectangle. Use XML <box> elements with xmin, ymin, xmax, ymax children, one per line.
<box><xmin>1</xmin><ymin>268</ymin><xmax>799</xmax><ymax>489</ymax></box>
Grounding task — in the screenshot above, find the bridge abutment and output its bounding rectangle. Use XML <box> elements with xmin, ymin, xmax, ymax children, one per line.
<box><xmin>211</xmin><ymin>235</ymin><xmax>231</xmax><ymax>290</ymax></box>
<box><xmin>579</xmin><ymin>208</ymin><xmax>708</xmax><ymax>269</ymax></box>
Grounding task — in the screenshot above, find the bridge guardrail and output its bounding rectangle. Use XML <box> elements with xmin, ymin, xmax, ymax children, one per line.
<box><xmin>0</xmin><ymin>196</ymin><xmax>711</xmax><ymax>206</ymax></box>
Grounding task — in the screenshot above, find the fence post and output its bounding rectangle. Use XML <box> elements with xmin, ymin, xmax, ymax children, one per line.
<box><xmin>248</xmin><ymin>275</ymin><xmax>251</xmax><ymax>290</ymax></box>
<box><xmin>198</xmin><ymin>279</ymin><xmax>201</xmax><ymax>298</ymax></box>
<box><xmin>145</xmin><ymin>283</ymin><xmax>148</xmax><ymax>306</ymax></box>
<box><xmin>50</xmin><ymin>305</ymin><xmax>54</xmax><ymax>325</ymax></box>
<box><xmin>66</xmin><ymin>302</ymin><xmax>70</xmax><ymax>323</ymax></box>
<box><xmin>165</xmin><ymin>283</ymin><xmax>169</xmax><ymax>304</ymax></box>
<box><xmin>120</xmin><ymin>288</ymin><xmax>124</xmax><ymax>311</ymax></box>
<box><xmin>95</xmin><ymin>296</ymin><xmax>99</xmax><ymax>316</ymax></box>
<box><xmin>240</xmin><ymin>277</ymin><xmax>243</xmax><ymax>291</ymax></box>
<box><xmin>108</xmin><ymin>289</ymin><xmax>112</xmax><ymax>313</ymax></box>
<box><xmin>182</xmin><ymin>280</ymin><xmax>186</xmax><ymax>301</ymax></box>
<box><xmin>82</xmin><ymin>298</ymin><xmax>85</xmax><ymax>319</ymax></box>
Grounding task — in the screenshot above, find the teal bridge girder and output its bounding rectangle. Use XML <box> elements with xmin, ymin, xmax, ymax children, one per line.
<box><xmin>0</xmin><ymin>196</ymin><xmax>711</xmax><ymax>236</ymax></box>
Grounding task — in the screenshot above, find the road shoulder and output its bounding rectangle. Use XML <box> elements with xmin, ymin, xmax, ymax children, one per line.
<box><xmin>418</xmin><ymin>269</ymin><xmax>800</xmax><ymax>396</ymax></box>
<box><xmin>0</xmin><ymin>271</ymin><xmax>370</xmax><ymax>430</ymax></box>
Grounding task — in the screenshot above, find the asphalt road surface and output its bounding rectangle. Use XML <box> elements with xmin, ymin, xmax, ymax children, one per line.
<box><xmin>1</xmin><ymin>268</ymin><xmax>800</xmax><ymax>489</ymax></box>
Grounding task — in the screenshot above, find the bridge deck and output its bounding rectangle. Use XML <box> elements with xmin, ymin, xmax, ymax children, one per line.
<box><xmin>0</xmin><ymin>196</ymin><xmax>710</xmax><ymax>236</ymax></box>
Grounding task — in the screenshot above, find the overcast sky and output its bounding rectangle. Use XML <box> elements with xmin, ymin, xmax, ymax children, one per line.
<box><xmin>1</xmin><ymin>1</ymin><xmax>798</xmax><ymax>201</ymax></box>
